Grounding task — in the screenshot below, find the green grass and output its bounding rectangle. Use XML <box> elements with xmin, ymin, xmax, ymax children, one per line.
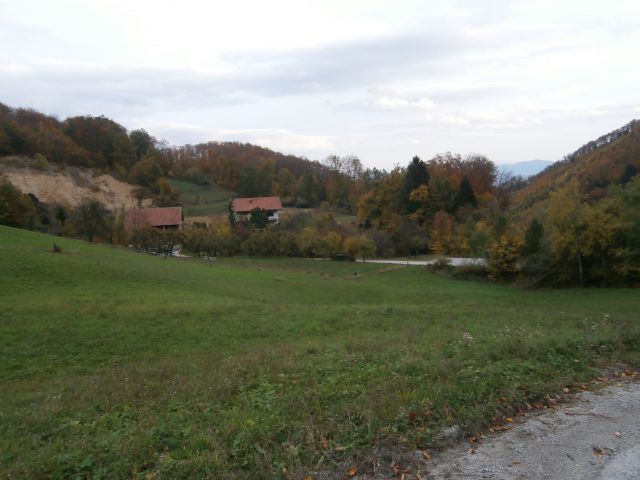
<box><xmin>166</xmin><ymin>178</ymin><xmax>234</xmax><ymax>217</ymax></box>
<box><xmin>1</xmin><ymin>226</ymin><xmax>639</xmax><ymax>479</ymax></box>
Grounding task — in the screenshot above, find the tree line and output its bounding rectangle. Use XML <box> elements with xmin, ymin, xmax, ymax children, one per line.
<box><xmin>1</xmin><ymin>102</ymin><xmax>639</xmax><ymax>286</ymax></box>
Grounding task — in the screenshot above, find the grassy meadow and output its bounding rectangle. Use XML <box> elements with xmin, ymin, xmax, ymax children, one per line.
<box><xmin>166</xmin><ymin>179</ymin><xmax>233</xmax><ymax>217</ymax></box>
<box><xmin>1</xmin><ymin>225</ymin><xmax>639</xmax><ymax>479</ymax></box>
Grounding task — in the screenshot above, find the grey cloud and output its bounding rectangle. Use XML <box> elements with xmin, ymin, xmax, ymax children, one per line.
<box><xmin>221</xmin><ymin>30</ymin><xmax>479</xmax><ymax>95</ymax></box>
<box><xmin>0</xmin><ymin>28</ymin><xmax>493</xmax><ymax>116</ymax></box>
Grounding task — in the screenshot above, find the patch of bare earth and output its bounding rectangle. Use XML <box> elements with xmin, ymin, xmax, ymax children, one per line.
<box><xmin>1</xmin><ymin>165</ymin><xmax>152</xmax><ymax>210</ymax></box>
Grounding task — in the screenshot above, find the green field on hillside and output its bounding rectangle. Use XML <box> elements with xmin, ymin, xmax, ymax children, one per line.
<box><xmin>166</xmin><ymin>178</ymin><xmax>233</xmax><ymax>217</ymax></box>
<box><xmin>1</xmin><ymin>226</ymin><xmax>639</xmax><ymax>479</ymax></box>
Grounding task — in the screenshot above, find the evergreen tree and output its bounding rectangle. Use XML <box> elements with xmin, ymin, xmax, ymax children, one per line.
<box><xmin>249</xmin><ymin>207</ymin><xmax>269</xmax><ymax>229</ymax></box>
<box><xmin>403</xmin><ymin>156</ymin><xmax>429</xmax><ymax>212</ymax></box>
<box><xmin>454</xmin><ymin>176</ymin><xmax>477</xmax><ymax>210</ymax></box>
<box><xmin>523</xmin><ymin>218</ymin><xmax>544</xmax><ymax>256</ymax></box>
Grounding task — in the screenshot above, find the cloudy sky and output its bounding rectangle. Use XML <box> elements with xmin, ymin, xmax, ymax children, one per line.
<box><xmin>1</xmin><ymin>0</ymin><xmax>639</xmax><ymax>169</ymax></box>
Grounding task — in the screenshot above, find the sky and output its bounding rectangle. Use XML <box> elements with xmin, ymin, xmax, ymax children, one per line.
<box><xmin>1</xmin><ymin>0</ymin><xmax>639</xmax><ymax>169</ymax></box>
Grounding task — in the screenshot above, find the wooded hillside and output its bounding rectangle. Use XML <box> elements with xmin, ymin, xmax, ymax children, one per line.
<box><xmin>1</xmin><ymin>101</ymin><xmax>639</xmax><ymax>286</ymax></box>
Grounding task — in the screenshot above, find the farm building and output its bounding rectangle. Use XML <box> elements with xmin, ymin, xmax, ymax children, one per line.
<box><xmin>231</xmin><ymin>196</ymin><xmax>282</xmax><ymax>223</ymax></box>
<box><xmin>124</xmin><ymin>207</ymin><xmax>183</xmax><ymax>231</ymax></box>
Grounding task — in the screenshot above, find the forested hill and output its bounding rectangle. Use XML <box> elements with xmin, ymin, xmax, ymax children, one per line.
<box><xmin>0</xmin><ymin>102</ymin><xmax>314</xmax><ymax>173</ymax></box>
<box><xmin>514</xmin><ymin>119</ymin><xmax>640</xmax><ymax>206</ymax></box>
<box><xmin>0</xmin><ymin>102</ymin><xmax>333</xmax><ymax>205</ymax></box>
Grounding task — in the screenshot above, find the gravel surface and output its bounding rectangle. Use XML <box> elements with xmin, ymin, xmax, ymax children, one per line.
<box><xmin>423</xmin><ymin>381</ymin><xmax>640</xmax><ymax>479</ymax></box>
<box><xmin>357</xmin><ymin>257</ymin><xmax>486</xmax><ymax>267</ymax></box>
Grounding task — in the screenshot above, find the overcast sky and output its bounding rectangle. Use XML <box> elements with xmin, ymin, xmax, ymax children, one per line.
<box><xmin>1</xmin><ymin>0</ymin><xmax>639</xmax><ymax>169</ymax></box>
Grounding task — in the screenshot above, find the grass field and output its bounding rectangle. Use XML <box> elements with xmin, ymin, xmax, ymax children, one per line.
<box><xmin>1</xmin><ymin>226</ymin><xmax>639</xmax><ymax>479</ymax></box>
<box><xmin>166</xmin><ymin>178</ymin><xmax>233</xmax><ymax>217</ymax></box>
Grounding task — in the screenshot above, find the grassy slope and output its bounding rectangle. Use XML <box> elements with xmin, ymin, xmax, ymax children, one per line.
<box><xmin>1</xmin><ymin>226</ymin><xmax>639</xmax><ymax>478</ymax></box>
<box><xmin>166</xmin><ymin>178</ymin><xmax>233</xmax><ymax>217</ymax></box>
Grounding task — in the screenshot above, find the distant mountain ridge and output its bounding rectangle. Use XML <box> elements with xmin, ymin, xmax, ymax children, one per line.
<box><xmin>499</xmin><ymin>160</ymin><xmax>554</xmax><ymax>178</ymax></box>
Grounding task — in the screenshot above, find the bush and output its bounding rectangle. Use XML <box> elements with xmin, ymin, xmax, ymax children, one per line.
<box><xmin>0</xmin><ymin>177</ymin><xmax>35</xmax><ymax>228</ymax></box>
<box><xmin>32</xmin><ymin>153</ymin><xmax>49</xmax><ymax>170</ymax></box>
<box><xmin>487</xmin><ymin>234</ymin><xmax>522</xmax><ymax>280</ymax></box>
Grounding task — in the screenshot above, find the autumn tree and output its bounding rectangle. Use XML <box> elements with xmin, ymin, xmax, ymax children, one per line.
<box><xmin>128</xmin><ymin>157</ymin><xmax>162</xmax><ymax>188</ymax></box>
<box><xmin>343</xmin><ymin>235</ymin><xmax>376</xmax><ymax>261</ymax></box>
<box><xmin>0</xmin><ymin>178</ymin><xmax>35</xmax><ymax>228</ymax></box>
<box><xmin>403</xmin><ymin>156</ymin><xmax>429</xmax><ymax>213</ymax></box>
<box><xmin>487</xmin><ymin>232</ymin><xmax>523</xmax><ymax>280</ymax></box>
<box><xmin>430</xmin><ymin>210</ymin><xmax>456</xmax><ymax>254</ymax></box>
<box><xmin>129</xmin><ymin>129</ymin><xmax>155</xmax><ymax>161</ymax></box>
<box><xmin>63</xmin><ymin>115</ymin><xmax>136</xmax><ymax>170</ymax></box>
<box><xmin>70</xmin><ymin>198</ymin><xmax>112</xmax><ymax>243</ymax></box>
<box><xmin>275</xmin><ymin>168</ymin><xmax>297</xmax><ymax>200</ymax></box>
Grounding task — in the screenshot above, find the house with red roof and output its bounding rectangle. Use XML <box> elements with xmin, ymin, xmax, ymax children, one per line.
<box><xmin>124</xmin><ymin>207</ymin><xmax>183</xmax><ymax>231</ymax></box>
<box><xmin>231</xmin><ymin>196</ymin><xmax>282</xmax><ymax>223</ymax></box>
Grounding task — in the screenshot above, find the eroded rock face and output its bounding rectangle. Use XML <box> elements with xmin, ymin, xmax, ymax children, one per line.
<box><xmin>2</xmin><ymin>166</ymin><xmax>152</xmax><ymax>210</ymax></box>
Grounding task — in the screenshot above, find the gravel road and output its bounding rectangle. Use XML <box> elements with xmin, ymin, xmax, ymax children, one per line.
<box><xmin>424</xmin><ymin>380</ymin><xmax>640</xmax><ymax>479</ymax></box>
<box><xmin>357</xmin><ymin>257</ymin><xmax>486</xmax><ymax>267</ymax></box>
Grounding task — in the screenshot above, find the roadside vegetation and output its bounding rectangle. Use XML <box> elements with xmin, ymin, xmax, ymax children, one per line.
<box><xmin>2</xmin><ymin>226</ymin><xmax>639</xmax><ymax>478</ymax></box>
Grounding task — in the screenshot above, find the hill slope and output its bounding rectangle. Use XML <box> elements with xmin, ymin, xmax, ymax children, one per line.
<box><xmin>166</xmin><ymin>178</ymin><xmax>234</xmax><ymax>217</ymax></box>
<box><xmin>515</xmin><ymin>120</ymin><xmax>640</xmax><ymax>205</ymax></box>
<box><xmin>2</xmin><ymin>226</ymin><xmax>640</xmax><ymax>478</ymax></box>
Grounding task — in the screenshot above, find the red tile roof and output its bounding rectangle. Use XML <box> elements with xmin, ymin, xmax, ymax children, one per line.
<box><xmin>124</xmin><ymin>207</ymin><xmax>183</xmax><ymax>230</ymax></box>
<box><xmin>231</xmin><ymin>196</ymin><xmax>282</xmax><ymax>213</ymax></box>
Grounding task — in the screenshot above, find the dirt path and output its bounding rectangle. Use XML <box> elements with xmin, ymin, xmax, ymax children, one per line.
<box><xmin>423</xmin><ymin>381</ymin><xmax>640</xmax><ymax>479</ymax></box>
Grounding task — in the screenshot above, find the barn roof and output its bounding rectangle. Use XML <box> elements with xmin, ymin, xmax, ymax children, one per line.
<box><xmin>231</xmin><ymin>196</ymin><xmax>282</xmax><ymax>213</ymax></box>
<box><xmin>124</xmin><ymin>207</ymin><xmax>183</xmax><ymax>230</ymax></box>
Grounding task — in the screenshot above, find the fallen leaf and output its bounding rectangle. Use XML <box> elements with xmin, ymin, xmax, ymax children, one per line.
<box><xmin>467</xmin><ymin>436</ymin><xmax>477</xmax><ymax>443</ymax></box>
<box><xmin>304</xmin><ymin>476</ymin><xmax>314</xmax><ymax>480</ymax></box>
<box><xmin>335</xmin><ymin>446</ymin><xmax>347</xmax><ymax>452</ymax></box>
<box><xmin>592</xmin><ymin>446</ymin><xmax>611</xmax><ymax>457</ymax></box>
<box><xmin>492</xmin><ymin>425</ymin><xmax>509</xmax><ymax>432</ymax></box>
<box><xmin>512</xmin><ymin>460</ymin><xmax>521</xmax><ymax>465</ymax></box>
<box><xmin>563</xmin><ymin>388</ymin><xmax>570</xmax><ymax>394</ymax></box>
<box><xmin>505</xmin><ymin>418</ymin><xmax>514</xmax><ymax>423</ymax></box>
<box><xmin>347</xmin><ymin>466</ymin><xmax>358</xmax><ymax>476</ymax></box>
<box><xmin>614</xmin><ymin>432</ymin><xmax>621</xmax><ymax>438</ymax></box>
<box><xmin>422</xmin><ymin>450</ymin><xmax>431</xmax><ymax>461</ymax></box>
